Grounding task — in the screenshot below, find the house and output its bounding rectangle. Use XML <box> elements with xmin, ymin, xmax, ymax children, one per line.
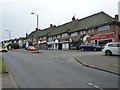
<box><xmin>27</xmin><ymin>11</ymin><xmax>120</xmax><ymax>50</ymax></box>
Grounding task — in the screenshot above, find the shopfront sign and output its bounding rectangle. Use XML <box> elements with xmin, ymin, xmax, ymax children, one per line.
<box><xmin>86</xmin><ymin>33</ymin><xmax>115</xmax><ymax>40</ymax></box>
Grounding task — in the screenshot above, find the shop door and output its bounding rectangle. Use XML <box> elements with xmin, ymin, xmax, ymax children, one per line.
<box><xmin>58</xmin><ymin>43</ymin><xmax>62</xmax><ymax>50</ymax></box>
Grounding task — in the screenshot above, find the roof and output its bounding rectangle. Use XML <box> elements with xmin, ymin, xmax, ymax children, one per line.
<box><xmin>69</xmin><ymin>11</ymin><xmax>114</xmax><ymax>32</ymax></box>
<box><xmin>48</xmin><ymin>21</ymin><xmax>76</xmax><ymax>36</ymax></box>
<box><xmin>27</xmin><ymin>11</ymin><xmax>115</xmax><ymax>39</ymax></box>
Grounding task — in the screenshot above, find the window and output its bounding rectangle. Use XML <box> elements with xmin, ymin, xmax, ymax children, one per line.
<box><xmin>71</xmin><ymin>32</ymin><xmax>78</xmax><ymax>36</ymax></box>
<box><xmin>43</xmin><ymin>36</ymin><xmax>46</xmax><ymax>39</ymax></box>
<box><xmin>62</xmin><ymin>33</ymin><xmax>68</xmax><ymax>37</ymax></box>
<box><xmin>48</xmin><ymin>37</ymin><xmax>52</xmax><ymax>40</ymax></box>
<box><xmin>98</xmin><ymin>25</ymin><xmax>109</xmax><ymax>31</ymax></box>
<box><xmin>83</xmin><ymin>31</ymin><xmax>86</xmax><ymax>34</ymax></box>
<box><xmin>57</xmin><ymin>35</ymin><xmax>60</xmax><ymax>38</ymax></box>
<box><xmin>80</xmin><ymin>31</ymin><xmax>83</xmax><ymax>34</ymax></box>
<box><xmin>53</xmin><ymin>36</ymin><xmax>56</xmax><ymax>39</ymax></box>
<box><xmin>108</xmin><ymin>44</ymin><xmax>117</xmax><ymax>47</ymax></box>
<box><xmin>88</xmin><ymin>30</ymin><xmax>91</xmax><ymax>33</ymax></box>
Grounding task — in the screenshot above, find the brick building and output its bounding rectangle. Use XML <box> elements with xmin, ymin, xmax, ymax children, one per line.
<box><xmin>27</xmin><ymin>11</ymin><xmax>120</xmax><ymax>50</ymax></box>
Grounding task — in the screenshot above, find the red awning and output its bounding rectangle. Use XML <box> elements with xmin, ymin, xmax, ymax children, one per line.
<box><xmin>86</xmin><ymin>33</ymin><xmax>115</xmax><ymax>40</ymax></box>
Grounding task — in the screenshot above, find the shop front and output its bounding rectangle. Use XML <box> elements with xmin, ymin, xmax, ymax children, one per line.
<box><xmin>69</xmin><ymin>38</ymin><xmax>83</xmax><ymax>50</ymax></box>
<box><xmin>86</xmin><ymin>33</ymin><xmax>115</xmax><ymax>46</ymax></box>
<box><xmin>47</xmin><ymin>41</ymin><xmax>54</xmax><ymax>50</ymax></box>
<box><xmin>59</xmin><ymin>39</ymin><xmax>69</xmax><ymax>50</ymax></box>
<box><xmin>39</xmin><ymin>41</ymin><xmax>47</xmax><ymax>50</ymax></box>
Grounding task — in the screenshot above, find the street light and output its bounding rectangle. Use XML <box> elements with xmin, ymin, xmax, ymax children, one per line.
<box><xmin>5</xmin><ymin>30</ymin><xmax>11</xmax><ymax>40</ymax></box>
<box><xmin>31</xmin><ymin>12</ymin><xmax>39</xmax><ymax>52</ymax></box>
<box><xmin>31</xmin><ymin>12</ymin><xmax>39</xmax><ymax>29</ymax></box>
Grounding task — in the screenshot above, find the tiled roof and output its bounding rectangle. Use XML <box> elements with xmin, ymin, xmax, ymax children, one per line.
<box><xmin>48</xmin><ymin>21</ymin><xmax>76</xmax><ymax>36</ymax></box>
<box><xmin>69</xmin><ymin>11</ymin><xmax>114</xmax><ymax>32</ymax></box>
<box><xmin>27</xmin><ymin>11</ymin><xmax>115</xmax><ymax>39</ymax></box>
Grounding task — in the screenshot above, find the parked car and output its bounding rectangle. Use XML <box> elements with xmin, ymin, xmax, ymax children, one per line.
<box><xmin>102</xmin><ymin>42</ymin><xmax>120</xmax><ymax>56</ymax></box>
<box><xmin>0</xmin><ymin>46</ymin><xmax>8</xmax><ymax>52</ymax></box>
<box><xmin>26</xmin><ymin>46</ymin><xmax>37</xmax><ymax>51</ymax></box>
<box><xmin>79</xmin><ymin>43</ymin><xmax>103</xmax><ymax>51</ymax></box>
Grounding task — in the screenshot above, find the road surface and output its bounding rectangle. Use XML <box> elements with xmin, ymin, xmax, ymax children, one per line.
<box><xmin>2</xmin><ymin>51</ymin><xmax>118</xmax><ymax>88</ymax></box>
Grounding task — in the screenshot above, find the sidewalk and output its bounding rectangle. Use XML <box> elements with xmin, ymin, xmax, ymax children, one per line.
<box><xmin>75</xmin><ymin>54</ymin><xmax>119</xmax><ymax>75</ymax></box>
<box><xmin>0</xmin><ymin>54</ymin><xmax>17</xmax><ymax>89</ymax></box>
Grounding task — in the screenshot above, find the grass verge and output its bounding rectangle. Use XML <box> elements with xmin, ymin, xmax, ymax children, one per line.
<box><xmin>0</xmin><ymin>56</ymin><xmax>6</xmax><ymax>72</ymax></box>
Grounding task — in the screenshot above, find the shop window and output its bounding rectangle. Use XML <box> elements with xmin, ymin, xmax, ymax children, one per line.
<box><xmin>98</xmin><ymin>25</ymin><xmax>109</xmax><ymax>31</ymax></box>
<box><xmin>71</xmin><ymin>32</ymin><xmax>78</xmax><ymax>36</ymax></box>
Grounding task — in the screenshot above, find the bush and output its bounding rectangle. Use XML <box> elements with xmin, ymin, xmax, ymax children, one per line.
<box><xmin>9</xmin><ymin>43</ymin><xmax>19</xmax><ymax>49</ymax></box>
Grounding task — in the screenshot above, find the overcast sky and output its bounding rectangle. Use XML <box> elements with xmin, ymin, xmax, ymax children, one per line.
<box><xmin>1</xmin><ymin>0</ymin><xmax>120</xmax><ymax>41</ymax></box>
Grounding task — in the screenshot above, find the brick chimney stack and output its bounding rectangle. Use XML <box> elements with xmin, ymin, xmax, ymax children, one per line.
<box><xmin>50</xmin><ymin>24</ymin><xmax>53</xmax><ymax>27</ymax></box>
<box><xmin>72</xmin><ymin>16</ymin><xmax>75</xmax><ymax>21</ymax></box>
<box><xmin>115</xmin><ymin>14</ymin><xmax>119</xmax><ymax>22</ymax></box>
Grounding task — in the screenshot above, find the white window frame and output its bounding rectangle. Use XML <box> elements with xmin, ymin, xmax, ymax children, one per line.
<box><xmin>62</xmin><ymin>33</ymin><xmax>68</xmax><ymax>37</ymax></box>
<box><xmin>57</xmin><ymin>35</ymin><xmax>60</xmax><ymax>38</ymax></box>
<box><xmin>71</xmin><ymin>32</ymin><xmax>78</xmax><ymax>36</ymax></box>
<box><xmin>80</xmin><ymin>31</ymin><xmax>83</xmax><ymax>34</ymax></box>
<box><xmin>43</xmin><ymin>36</ymin><xmax>46</xmax><ymax>39</ymax></box>
<box><xmin>98</xmin><ymin>25</ymin><xmax>109</xmax><ymax>31</ymax></box>
<box><xmin>48</xmin><ymin>37</ymin><xmax>52</xmax><ymax>40</ymax></box>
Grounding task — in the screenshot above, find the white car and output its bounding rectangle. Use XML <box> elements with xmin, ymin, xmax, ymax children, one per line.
<box><xmin>102</xmin><ymin>42</ymin><xmax>120</xmax><ymax>56</ymax></box>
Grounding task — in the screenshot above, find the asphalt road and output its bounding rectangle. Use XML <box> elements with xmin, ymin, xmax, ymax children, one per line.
<box><xmin>2</xmin><ymin>51</ymin><xmax>118</xmax><ymax>88</ymax></box>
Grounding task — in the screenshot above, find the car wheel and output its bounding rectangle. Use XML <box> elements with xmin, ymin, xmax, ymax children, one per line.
<box><xmin>105</xmin><ymin>50</ymin><xmax>112</xmax><ymax>56</ymax></box>
<box><xmin>81</xmin><ymin>48</ymin><xmax>85</xmax><ymax>51</ymax></box>
<box><xmin>94</xmin><ymin>48</ymin><xmax>97</xmax><ymax>51</ymax></box>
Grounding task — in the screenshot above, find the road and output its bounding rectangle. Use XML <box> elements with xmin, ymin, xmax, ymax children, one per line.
<box><xmin>2</xmin><ymin>51</ymin><xmax>118</xmax><ymax>88</ymax></box>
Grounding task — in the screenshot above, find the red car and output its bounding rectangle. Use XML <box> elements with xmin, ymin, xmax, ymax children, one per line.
<box><xmin>26</xmin><ymin>46</ymin><xmax>37</xmax><ymax>51</ymax></box>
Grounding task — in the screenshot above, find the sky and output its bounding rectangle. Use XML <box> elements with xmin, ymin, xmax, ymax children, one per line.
<box><xmin>1</xmin><ymin>0</ymin><xmax>120</xmax><ymax>41</ymax></box>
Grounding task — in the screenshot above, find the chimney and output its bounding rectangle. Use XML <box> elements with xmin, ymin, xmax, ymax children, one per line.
<box><xmin>115</xmin><ymin>14</ymin><xmax>119</xmax><ymax>22</ymax></box>
<box><xmin>72</xmin><ymin>16</ymin><xmax>75</xmax><ymax>21</ymax></box>
<box><xmin>53</xmin><ymin>25</ymin><xmax>56</xmax><ymax>27</ymax></box>
<box><xmin>35</xmin><ymin>28</ymin><xmax>39</xmax><ymax>31</ymax></box>
<box><xmin>50</xmin><ymin>24</ymin><xmax>53</xmax><ymax>27</ymax></box>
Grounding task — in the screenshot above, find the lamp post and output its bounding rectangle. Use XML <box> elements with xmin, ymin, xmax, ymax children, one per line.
<box><xmin>31</xmin><ymin>12</ymin><xmax>39</xmax><ymax>52</ymax></box>
<box><xmin>5</xmin><ymin>30</ymin><xmax>11</xmax><ymax>40</ymax></box>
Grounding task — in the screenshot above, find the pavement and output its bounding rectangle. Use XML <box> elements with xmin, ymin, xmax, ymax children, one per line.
<box><xmin>75</xmin><ymin>54</ymin><xmax>119</xmax><ymax>75</ymax></box>
<box><xmin>0</xmin><ymin>53</ymin><xmax>17</xmax><ymax>89</ymax></box>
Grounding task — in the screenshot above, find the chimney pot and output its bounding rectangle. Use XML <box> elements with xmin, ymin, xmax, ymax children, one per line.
<box><xmin>115</xmin><ymin>14</ymin><xmax>119</xmax><ymax>22</ymax></box>
<box><xmin>72</xmin><ymin>16</ymin><xmax>75</xmax><ymax>21</ymax></box>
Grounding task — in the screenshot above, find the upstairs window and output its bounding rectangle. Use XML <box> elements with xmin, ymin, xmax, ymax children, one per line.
<box><xmin>57</xmin><ymin>35</ymin><xmax>60</xmax><ymax>38</ymax></box>
<box><xmin>48</xmin><ymin>37</ymin><xmax>52</xmax><ymax>40</ymax></box>
<box><xmin>71</xmin><ymin>32</ymin><xmax>78</xmax><ymax>36</ymax></box>
<box><xmin>62</xmin><ymin>33</ymin><xmax>68</xmax><ymax>37</ymax></box>
<box><xmin>98</xmin><ymin>25</ymin><xmax>109</xmax><ymax>31</ymax></box>
<box><xmin>53</xmin><ymin>36</ymin><xmax>56</xmax><ymax>39</ymax></box>
<box><xmin>43</xmin><ymin>36</ymin><xmax>46</xmax><ymax>39</ymax></box>
<box><xmin>80</xmin><ymin>31</ymin><xmax>83</xmax><ymax>34</ymax></box>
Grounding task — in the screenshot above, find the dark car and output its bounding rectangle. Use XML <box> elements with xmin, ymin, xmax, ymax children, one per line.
<box><xmin>79</xmin><ymin>43</ymin><xmax>103</xmax><ymax>51</ymax></box>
